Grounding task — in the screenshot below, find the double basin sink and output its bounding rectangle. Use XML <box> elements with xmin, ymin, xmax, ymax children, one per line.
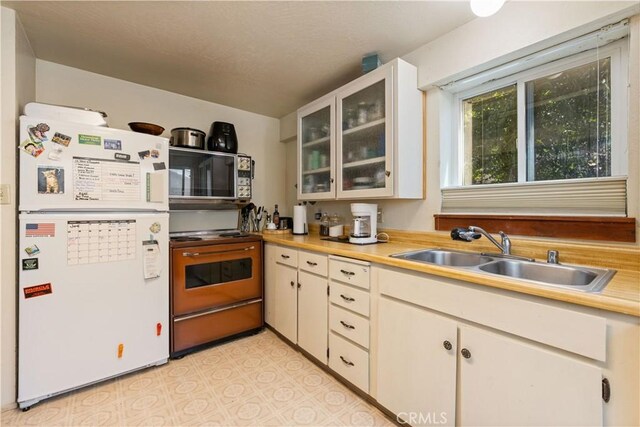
<box><xmin>390</xmin><ymin>249</ymin><xmax>616</xmax><ymax>293</ymax></box>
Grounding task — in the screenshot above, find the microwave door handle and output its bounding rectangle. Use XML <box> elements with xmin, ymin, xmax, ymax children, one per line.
<box><xmin>182</xmin><ymin>246</ymin><xmax>256</xmax><ymax>257</ymax></box>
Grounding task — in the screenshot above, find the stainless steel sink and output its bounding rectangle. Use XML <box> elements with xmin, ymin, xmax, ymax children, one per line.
<box><xmin>390</xmin><ymin>248</ymin><xmax>615</xmax><ymax>293</ymax></box>
<box><xmin>391</xmin><ymin>249</ymin><xmax>495</xmax><ymax>267</ymax></box>
<box><xmin>478</xmin><ymin>260</ymin><xmax>615</xmax><ymax>293</ymax></box>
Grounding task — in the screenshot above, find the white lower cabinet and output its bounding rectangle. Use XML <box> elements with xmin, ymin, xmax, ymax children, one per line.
<box><xmin>458</xmin><ymin>325</ymin><xmax>602</xmax><ymax>426</ymax></box>
<box><xmin>298</xmin><ymin>270</ymin><xmax>328</xmax><ymax>363</ymax></box>
<box><xmin>377</xmin><ymin>295</ymin><xmax>603</xmax><ymax>426</ymax></box>
<box><xmin>274</xmin><ymin>262</ymin><xmax>298</xmax><ymax>344</ymax></box>
<box><xmin>266</xmin><ymin>244</ymin><xmax>328</xmax><ymax>364</ymax></box>
<box><xmin>377</xmin><ymin>296</ymin><xmax>457</xmax><ymax>426</ymax></box>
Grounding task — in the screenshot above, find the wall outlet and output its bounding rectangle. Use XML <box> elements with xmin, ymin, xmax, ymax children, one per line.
<box><xmin>377</xmin><ymin>208</ymin><xmax>383</xmax><ymax>223</ymax></box>
<box><xmin>0</xmin><ymin>184</ymin><xmax>10</xmax><ymax>205</ymax></box>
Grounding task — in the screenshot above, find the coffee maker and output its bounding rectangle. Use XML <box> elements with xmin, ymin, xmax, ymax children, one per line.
<box><xmin>349</xmin><ymin>203</ymin><xmax>378</xmax><ymax>245</ymax></box>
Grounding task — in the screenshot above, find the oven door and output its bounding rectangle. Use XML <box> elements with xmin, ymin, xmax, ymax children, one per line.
<box><xmin>171</xmin><ymin>241</ymin><xmax>262</xmax><ymax>316</ymax></box>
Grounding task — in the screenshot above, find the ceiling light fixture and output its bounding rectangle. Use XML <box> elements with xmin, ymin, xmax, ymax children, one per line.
<box><xmin>470</xmin><ymin>0</ymin><xmax>506</xmax><ymax>17</ymax></box>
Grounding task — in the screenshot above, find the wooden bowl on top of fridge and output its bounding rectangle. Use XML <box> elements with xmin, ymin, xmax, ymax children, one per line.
<box><xmin>128</xmin><ymin>122</ymin><xmax>164</xmax><ymax>136</ymax></box>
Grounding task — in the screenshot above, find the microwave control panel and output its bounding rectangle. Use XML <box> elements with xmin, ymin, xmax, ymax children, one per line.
<box><xmin>237</xmin><ymin>155</ymin><xmax>252</xmax><ymax>200</ymax></box>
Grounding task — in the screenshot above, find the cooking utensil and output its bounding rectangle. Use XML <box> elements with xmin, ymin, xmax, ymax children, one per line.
<box><xmin>128</xmin><ymin>122</ymin><xmax>164</xmax><ymax>136</ymax></box>
<box><xmin>169</xmin><ymin>127</ymin><xmax>206</xmax><ymax>149</ymax></box>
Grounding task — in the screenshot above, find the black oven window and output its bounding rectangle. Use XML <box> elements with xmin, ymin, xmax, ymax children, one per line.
<box><xmin>185</xmin><ymin>258</ymin><xmax>252</xmax><ymax>289</ymax></box>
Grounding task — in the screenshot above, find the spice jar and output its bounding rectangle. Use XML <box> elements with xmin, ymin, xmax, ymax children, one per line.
<box><xmin>319</xmin><ymin>212</ymin><xmax>330</xmax><ymax>236</ymax></box>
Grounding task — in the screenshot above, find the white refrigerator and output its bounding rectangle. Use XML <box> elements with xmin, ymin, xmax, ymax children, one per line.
<box><xmin>17</xmin><ymin>115</ymin><xmax>169</xmax><ymax>409</ymax></box>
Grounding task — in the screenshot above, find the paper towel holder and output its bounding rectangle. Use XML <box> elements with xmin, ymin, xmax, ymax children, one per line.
<box><xmin>292</xmin><ymin>203</ymin><xmax>308</xmax><ymax>235</ymax></box>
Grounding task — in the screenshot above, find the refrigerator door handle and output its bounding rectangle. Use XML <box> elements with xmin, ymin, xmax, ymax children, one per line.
<box><xmin>182</xmin><ymin>246</ymin><xmax>255</xmax><ymax>257</ymax></box>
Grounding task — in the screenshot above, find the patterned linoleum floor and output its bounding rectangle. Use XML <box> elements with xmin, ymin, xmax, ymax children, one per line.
<box><xmin>1</xmin><ymin>329</ymin><xmax>393</xmax><ymax>426</ymax></box>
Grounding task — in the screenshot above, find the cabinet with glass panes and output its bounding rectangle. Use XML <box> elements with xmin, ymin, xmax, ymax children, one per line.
<box><xmin>296</xmin><ymin>58</ymin><xmax>422</xmax><ymax>201</ymax></box>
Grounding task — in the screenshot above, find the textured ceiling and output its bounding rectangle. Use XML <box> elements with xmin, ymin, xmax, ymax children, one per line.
<box><xmin>5</xmin><ymin>1</ymin><xmax>475</xmax><ymax>118</ymax></box>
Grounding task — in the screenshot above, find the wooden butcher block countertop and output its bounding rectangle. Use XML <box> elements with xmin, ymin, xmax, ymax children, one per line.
<box><xmin>262</xmin><ymin>230</ymin><xmax>640</xmax><ymax>317</ymax></box>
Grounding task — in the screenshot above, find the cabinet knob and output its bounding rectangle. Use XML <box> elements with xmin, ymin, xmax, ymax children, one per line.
<box><xmin>297</xmin><ymin>282</ymin><xmax>301</xmax><ymax>288</ymax></box>
<box><xmin>461</xmin><ymin>348</ymin><xmax>471</xmax><ymax>359</ymax></box>
<box><xmin>330</xmin><ymin>178</ymin><xmax>335</xmax><ymax>184</ymax></box>
<box><xmin>294</xmin><ymin>183</ymin><xmax>298</xmax><ymax>189</ymax></box>
<box><xmin>443</xmin><ymin>340</ymin><xmax>452</xmax><ymax>351</ymax></box>
<box><xmin>290</xmin><ymin>281</ymin><xmax>294</xmax><ymax>287</ymax></box>
<box><xmin>385</xmin><ymin>170</ymin><xmax>391</xmax><ymax>177</ymax></box>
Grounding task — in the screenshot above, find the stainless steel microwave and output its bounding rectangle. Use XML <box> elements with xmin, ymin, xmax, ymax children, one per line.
<box><xmin>169</xmin><ymin>147</ymin><xmax>252</xmax><ymax>209</ymax></box>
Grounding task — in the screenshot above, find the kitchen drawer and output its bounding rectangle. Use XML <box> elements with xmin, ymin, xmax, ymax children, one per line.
<box><xmin>329</xmin><ymin>257</ymin><xmax>370</xmax><ymax>289</ymax></box>
<box><xmin>330</xmin><ymin>282</ymin><xmax>370</xmax><ymax>317</ymax></box>
<box><xmin>299</xmin><ymin>251</ymin><xmax>328</xmax><ymax>276</ymax></box>
<box><xmin>329</xmin><ymin>332</ymin><xmax>369</xmax><ymax>393</ymax></box>
<box><xmin>275</xmin><ymin>246</ymin><xmax>298</xmax><ymax>268</ymax></box>
<box><xmin>329</xmin><ymin>304</ymin><xmax>369</xmax><ymax>349</ymax></box>
<box><xmin>172</xmin><ymin>300</ymin><xmax>263</xmax><ymax>355</ymax></box>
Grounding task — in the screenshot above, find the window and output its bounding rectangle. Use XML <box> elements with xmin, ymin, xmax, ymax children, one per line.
<box><xmin>441</xmin><ymin>30</ymin><xmax>629</xmax><ymax>216</ymax></box>
<box><xmin>457</xmin><ymin>45</ymin><xmax>625</xmax><ymax>187</ymax></box>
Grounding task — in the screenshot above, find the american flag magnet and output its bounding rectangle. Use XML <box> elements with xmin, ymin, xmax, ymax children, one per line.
<box><xmin>25</xmin><ymin>223</ymin><xmax>55</xmax><ymax>237</ymax></box>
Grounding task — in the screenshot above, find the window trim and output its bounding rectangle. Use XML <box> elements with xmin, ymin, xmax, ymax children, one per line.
<box><xmin>447</xmin><ymin>39</ymin><xmax>629</xmax><ymax>189</ymax></box>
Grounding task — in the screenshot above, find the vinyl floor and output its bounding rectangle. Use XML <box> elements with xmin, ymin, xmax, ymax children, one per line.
<box><xmin>0</xmin><ymin>329</ymin><xmax>394</xmax><ymax>426</ymax></box>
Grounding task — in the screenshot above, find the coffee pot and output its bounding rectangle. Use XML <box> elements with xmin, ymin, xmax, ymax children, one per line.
<box><xmin>349</xmin><ymin>203</ymin><xmax>378</xmax><ymax>245</ymax></box>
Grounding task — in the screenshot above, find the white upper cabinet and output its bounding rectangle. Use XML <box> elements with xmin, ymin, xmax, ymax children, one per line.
<box><xmin>297</xmin><ymin>58</ymin><xmax>423</xmax><ymax>200</ymax></box>
<box><xmin>298</xmin><ymin>94</ymin><xmax>336</xmax><ymax>200</ymax></box>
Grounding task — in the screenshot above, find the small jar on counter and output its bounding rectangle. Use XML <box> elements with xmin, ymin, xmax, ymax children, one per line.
<box><xmin>328</xmin><ymin>213</ymin><xmax>344</xmax><ymax>237</ymax></box>
<box><xmin>319</xmin><ymin>212</ymin><xmax>330</xmax><ymax>236</ymax></box>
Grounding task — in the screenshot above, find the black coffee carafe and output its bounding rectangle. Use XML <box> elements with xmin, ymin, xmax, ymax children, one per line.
<box><xmin>207</xmin><ymin>121</ymin><xmax>238</xmax><ymax>153</ymax></box>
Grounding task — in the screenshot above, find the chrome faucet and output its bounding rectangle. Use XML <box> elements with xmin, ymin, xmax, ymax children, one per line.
<box><xmin>451</xmin><ymin>226</ymin><xmax>510</xmax><ymax>254</ymax></box>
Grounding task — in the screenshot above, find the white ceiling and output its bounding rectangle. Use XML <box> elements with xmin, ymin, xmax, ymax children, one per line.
<box><xmin>5</xmin><ymin>1</ymin><xmax>476</xmax><ymax>118</ymax></box>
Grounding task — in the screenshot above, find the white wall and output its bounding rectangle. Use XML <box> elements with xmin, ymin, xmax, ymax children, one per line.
<box><xmin>35</xmin><ymin>60</ymin><xmax>286</xmax><ymax>228</ymax></box>
<box><xmin>1</xmin><ymin>7</ymin><xmax>36</xmax><ymax>409</ymax></box>
<box><xmin>283</xmin><ymin>2</ymin><xmax>640</xmax><ymax>239</ymax></box>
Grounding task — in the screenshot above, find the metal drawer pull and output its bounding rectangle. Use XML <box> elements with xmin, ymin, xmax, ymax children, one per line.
<box><xmin>182</xmin><ymin>246</ymin><xmax>255</xmax><ymax>257</ymax></box>
<box><xmin>340</xmin><ymin>294</ymin><xmax>355</xmax><ymax>302</ymax></box>
<box><xmin>281</xmin><ymin>254</ymin><xmax>290</xmax><ymax>259</ymax></box>
<box><xmin>306</xmin><ymin>261</ymin><xmax>318</xmax><ymax>266</ymax></box>
<box><xmin>340</xmin><ymin>321</ymin><xmax>355</xmax><ymax>330</ymax></box>
<box><xmin>340</xmin><ymin>269</ymin><xmax>355</xmax><ymax>276</ymax></box>
<box><xmin>339</xmin><ymin>356</ymin><xmax>354</xmax><ymax>366</ymax></box>
<box><xmin>174</xmin><ymin>298</ymin><xmax>262</xmax><ymax>322</ymax></box>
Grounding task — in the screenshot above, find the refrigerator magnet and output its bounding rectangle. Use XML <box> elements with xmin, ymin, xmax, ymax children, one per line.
<box><xmin>19</xmin><ymin>139</ymin><xmax>45</xmax><ymax>158</ymax></box>
<box><xmin>22</xmin><ymin>258</ymin><xmax>39</xmax><ymax>271</ymax></box>
<box><xmin>26</xmin><ymin>223</ymin><xmax>55</xmax><ymax>237</ymax></box>
<box><xmin>114</xmin><ymin>153</ymin><xmax>131</xmax><ymax>161</ymax></box>
<box><xmin>149</xmin><ymin>222</ymin><xmax>161</xmax><ymax>234</ymax></box>
<box><xmin>138</xmin><ymin>150</ymin><xmax>150</xmax><ymax>160</ymax></box>
<box><xmin>27</xmin><ymin>123</ymin><xmax>50</xmax><ymax>143</ymax></box>
<box><xmin>152</xmin><ymin>162</ymin><xmax>166</xmax><ymax>171</ymax></box>
<box><xmin>23</xmin><ymin>283</ymin><xmax>52</xmax><ymax>299</ymax></box>
<box><xmin>142</xmin><ymin>240</ymin><xmax>161</xmax><ymax>279</ymax></box>
<box><xmin>78</xmin><ymin>134</ymin><xmax>101</xmax><ymax>146</ymax></box>
<box><xmin>48</xmin><ymin>144</ymin><xmax>64</xmax><ymax>161</ymax></box>
<box><xmin>150</xmin><ymin>149</ymin><xmax>159</xmax><ymax>158</ymax></box>
<box><xmin>104</xmin><ymin>139</ymin><xmax>122</xmax><ymax>150</ymax></box>
<box><xmin>24</xmin><ymin>244</ymin><xmax>40</xmax><ymax>256</ymax></box>
<box><xmin>51</xmin><ymin>132</ymin><xmax>71</xmax><ymax>147</ymax></box>
<box><xmin>37</xmin><ymin>166</ymin><xmax>64</xmax><ymax>194</ymax></box>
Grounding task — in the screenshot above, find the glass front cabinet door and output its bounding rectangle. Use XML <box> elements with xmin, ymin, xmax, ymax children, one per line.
<box><xmin>337</xmin><ymin>66</ymin><xmax>393</xmax><ymax>198</ymax></box>
<box><xmin>297</xmin><ymin>95</ymin><xmax>335</xmax><ymax>200</ymax></box>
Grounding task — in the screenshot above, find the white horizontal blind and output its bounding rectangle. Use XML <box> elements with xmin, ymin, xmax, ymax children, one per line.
<box><xmin>437</xmin><ymin>20</ymin><xmax>629</xmax><ymax>92</ymax></box>
<box><xmin>441</xmin><ymin>177</ymin><xmax>627</xmax><ymax>216</ymax></box>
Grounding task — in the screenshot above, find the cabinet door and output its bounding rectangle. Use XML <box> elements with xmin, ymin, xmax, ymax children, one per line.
<box><xmin>264</xmin><ymin>244</ymin><xmax>276</xmax><ymax>326</ymax></box>
<box><xmin>459</xmin><ymin>325</ymin><xmax>602</xmax><ymax>426</ymax></box>
<box><xmin>298</xmin><ymin>95</ymin><xmax>335</xmax><ymax>200</ymax></box>
<box><xmin>274</xmin><ymin>263</ymin><xmax>298</xmax><ymax>343</ymax></box>
<box><xmin>377</xmin><ymin>296</ymin><xmax>457</xmax><ymax>426</ymax></box>
<box><xmin>297</xmin><ymin>271</ymin><xmax>328</xmax><ymax>364</ymax></box>
<box><xmin>337</xmin><ymin>66</ymin><xmax>393</xmax><ymax>199</ymax></box>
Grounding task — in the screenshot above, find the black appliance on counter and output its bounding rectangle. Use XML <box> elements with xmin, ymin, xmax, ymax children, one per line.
<box><xmin>207</xmin><ymin>121</ymin><xmax>238</xmax><ymax>153</ymax></box>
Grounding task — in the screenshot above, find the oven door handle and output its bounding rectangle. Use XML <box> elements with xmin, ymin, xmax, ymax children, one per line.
<box><xmin>182</xmin><ymin>246</ymin><xmax>255</xmax><ymax>257</ymax></box>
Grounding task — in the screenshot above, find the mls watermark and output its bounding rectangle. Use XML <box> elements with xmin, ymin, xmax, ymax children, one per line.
<box><xmin>397</xmin><ymin>411</ymin><xmax>448</xmax><ymax>425</ymax></box>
